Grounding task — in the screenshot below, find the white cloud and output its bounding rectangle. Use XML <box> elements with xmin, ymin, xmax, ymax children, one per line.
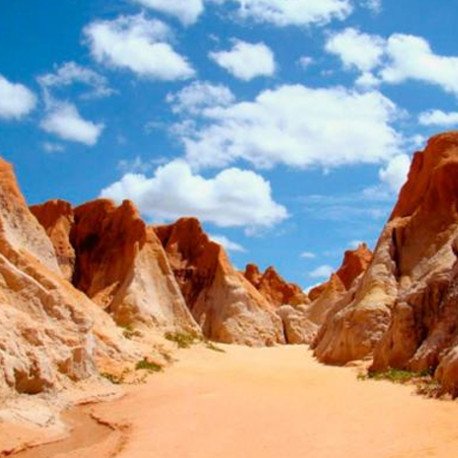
<box><xmin>167</xmin><ymin>81</ymin><xmax>235</xmax><ymax>114</ymax></box>
<box><xmin>300</xmin><ymin>251</ymin><xmax>316</xmax><ymax>259</ymax></box>
<box><xmin>42</xmin><ymin>142</ymin><xmax>65</xmax><ymax>153</ymax></box>
<box><xmin>134</xmin><ymin>0</ymin><xmax>204</xmax><ymax>25</ymax></box>
<box><xmin>378</xmin><ymin>154</ymin><xmax>410</xmax><ymax>193</ymax></box>
<box><xmin>84</xmin><ymin>14</ymin><xmax>195</xmax><ymax>80</ymax></box>
<box><xmin>297</xmin><ymin>56</ymin><xmax>314</xmax><ymax>70</ymax></box>
<box><xmin>360</xmin><ymin>0</ymin><xmax>381</xmax><ymax>13</ymax></box>
<box><xmin>309</xmin><ymin>264</ymin><xmax>334</xmax><ymax>279</ymax></box>
<box><xmin>178</xmin><ymin>84</ymin><xmax>402</xmax><ymax>170</ymax></box>
<box><xmin>381</xmin><ymin>34</ymin><xmax>458</xmax><ymax>95</ymax></box>
<box><xmin>419</xmin><ymin>110</ymin><xmax>458</xmax><ymax>127</ymax></box>
<box><xmin>209</xmin><ymin>234</ymin><xmax>246</xmax><ymax>252</ymax></box>
<box><xmin>37</xmin><ymin>61</ymin><xmax>113</xmax><ymax>98</ymax></box>
<box><xmin>100</xmin><ymin>159</ymin><xmax>288</xmax><ymax>228</ymax></box>
<box><xmin>40</xmin><ymin>101</ymin><xmax>104</xmax><ymax>146</ymax></box>
<box><xmin>325</xmin><ymin>28</ymin><xmax>385</xmax><ymax>72</ymax></box>
<box><xmin>213</xmin><ymin>0</ymin><xmax>352</xmax><ymax>27</ymax></box>
<box><xmin>0</xmin><ymin>75</ymin><xmax>36</xmax><ymax>120</ymax></box>
<box><xmin>209</xmin><ymin>40</ymin><xmax>276</xmax><ymax>81</ymax></box>
<box><xmin>327</xmin><ymin>30</ymin><xmax>458</xmax><ymax>96</ymax></box>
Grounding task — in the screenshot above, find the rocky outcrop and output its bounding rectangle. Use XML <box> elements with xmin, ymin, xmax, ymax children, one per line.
<box><xmin>155</xmin><ymin>218</ymin><xmax>284</xmax><ymax>345</ymax></box>
<box><xmin>0</xmin><ymin>159</ymin><xmax>131</xmax><ymax>395</ymax></box>
<box><xmin>244</xmin><ymin>264</ymin><xmax>309</xmax><ymax>307</ymax></box>
<box><xmin>30</xmin><ymin>200</ymin><xmax>75</xmax><ymax>281</ymax></box>
<box><xmin>314</xmin><ymin>132</ymin><xmax>458</xmax><ymax>395</ymax></box>
<box><xmin>32</xmin><ymin>198</ymin><xmax>199</xmax><ymax>333</ymax></box>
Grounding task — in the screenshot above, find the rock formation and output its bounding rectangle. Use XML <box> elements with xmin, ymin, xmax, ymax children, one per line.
<box><xmin>32</xmin><ymin>198</ymin><xmax>199</xmax><ymax>333</ymax></box>
<box><xmin>278</xmin><ymin>244</ymin><xmax>372</xmax><ymax>345</ymax></box>
<box><xmin>244</xmin><ymin>264</ymin><xmax>309</xmax><ymax>307</ymax></box>
<box><xmin>314</xmin><ymin>132</ymin><xmax>458</xmax><ymax>395</ymax></box>
<box><xmin>155</xmin><ymin>218</ymin><xmax>285</xmax><ymax>345</ymax></box>
<box><xmin>0</xmin><ymin>159</ymin><xmax>131</xmax><ymax>395</ymax></box>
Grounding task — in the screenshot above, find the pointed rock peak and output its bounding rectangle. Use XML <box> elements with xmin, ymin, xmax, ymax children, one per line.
<box><xmin>336</xmin><ymin>243</ymin><xmax>373</xmax><ymax>290</ymax></box>
<box><xmin>244</xmin><ymin>263</ymin><xmax>262</xmax><ymax>286</ymax></box>
<box><xmin>391</xmin><ymin>131</ymin><xmax>458</xmax><ymax>219</ymax></box>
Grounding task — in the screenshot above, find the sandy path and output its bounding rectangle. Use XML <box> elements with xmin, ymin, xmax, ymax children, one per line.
<box><xmin>11</xmin><ymin>345</ymin><xmax>458</xmax><ymax>457</ymax></box>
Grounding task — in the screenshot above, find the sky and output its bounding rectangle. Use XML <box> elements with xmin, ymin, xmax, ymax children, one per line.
<box><xmin>1</xmin><ymin>0</ymin><xmax>457</xmax><ymax>289</ymax></box>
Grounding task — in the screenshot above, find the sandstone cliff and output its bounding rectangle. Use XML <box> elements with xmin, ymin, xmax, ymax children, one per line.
<box><xmin>244</xmin><ymin>264</ymin><xmax>309</xmax><ymax>307</ymax></box>
<box><xmin>32</xmin><ymin>198</ymin><xmax>199</xmax><ymax>333</ymax></box>
<box><xmin>314</xmin><ymin>132</ymin><xmax>458</xmax><ymax>395</ymax></box>
<box><xmin>0</xmin><ymin>159</ymin><xmax>131</xmax><ymax>395</ymax></box>
<box><xmin>155</xmin><ymin>218</ymin><xmax>285</xmax><ymax>345</ymax></box>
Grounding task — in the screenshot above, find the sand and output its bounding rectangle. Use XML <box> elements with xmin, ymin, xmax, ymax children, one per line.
<box><xmin>7</xmin><ymin>345</ymin><xmax>458</xmax><ymax>457</ymax></box>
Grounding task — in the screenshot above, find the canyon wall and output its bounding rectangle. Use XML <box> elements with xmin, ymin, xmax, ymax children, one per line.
<box><xmin>314</xmin><ymin>132</ymin><xmax>458</xmax><ymax>395</ymax></box>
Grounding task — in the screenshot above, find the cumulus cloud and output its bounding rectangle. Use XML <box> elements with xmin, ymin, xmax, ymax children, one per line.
<box><xmin>209</xmin><ymin>40</ymin><xmax>276</xmax><ymax>81</ymax></box>
<box><xmin>212</xmin><ymin>0</ymin><xmax>352</xmax><ymax>27</ymax></box>
<box><xmin>100</xmin><ymin>159</ymin><xmax>288</xmax><ymax>228</ymax></box>
<box><xmin>381</xmin><ymin>34</ymin><xmax>458</xmax><ymax>95</ymax></box>
<box><xmin>419</xmin><ymin>109</ymin><xmax>458</xmax><ymax>127</ymax></box>
<box><xmin>84</xmin><ymin>14</ymin><xmax>195</xmax><ymax>80</ymax></box>
<box><xmin>40</xmin><ymin>101</ymin><xmax>104</xmax><ymax>146</ymax></box>
<box><xmin>378</xmin><ymin>154</ymin><xmax>410</xmax><ymax>193</ymax></box>
<box><xmin>0</xmin><ymin>75</ymin><xmax>36</xmax><ymax>120</ymax></box>
<box><xmin>167</xmin><ymin>81</ymin><xmax>235</xmax><ymax>114</ymax></box>
<box><xmin>309</xmin><ymin>264</ymin><xmax>334</xmax><ymax>279</ymax></box>
<box><xmin>177</xmin><ymin>84</ymin><xmax>402</xmax><ymax>170</ymax></box>
<box><xmin>134</xmin><ymin>0</ymin><xmax>204</xmax><ymax>25</ymax></box>
<box><xmin>327</xmin><ymin>29</ymin><xmax>458</xmax><ymax>96</ymax></box>
<box><xmin>209</xmin><ymin>234</ymin><xmax>246</xmax><ymax>252</ymax></box>
<box><xmin>37</xmin><ymin>61</ymin><xmax>113</xmax><ymax>98</ymax></box>
<box><xmin>325</xmin><ymin>28</ymin><xmax>385</xmax><ymax>73</ymax></box>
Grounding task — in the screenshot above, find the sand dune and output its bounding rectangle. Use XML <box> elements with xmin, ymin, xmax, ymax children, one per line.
<box><xmin>16</xmin><ymin>344</ymin><xmax>458</xmax><ymax>458</ymax></box>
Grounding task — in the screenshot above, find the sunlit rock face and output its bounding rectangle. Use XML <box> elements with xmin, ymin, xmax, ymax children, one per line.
<box><xmin>314</xmin><ymin>132</ymin><xmax>458</xmax><ymax>395</ymax></box>
<box><xmin>244</xmin><ymin>264</ymin><xmax>310</xmax><ymax>307</ymax></box>
<box><xmin>0</xmin><ymin>159</ymin><xmax>131</xmax><ymax>395</ymax></box>
<box><xmin>32</xmin><ymin>198</ymin><xmax>199</xmax><ymax>334</ymax></box>
<box><xmin>155</xmin><ymin>218</ymin><xmax>285</xmax><ymax>346</ymax></box>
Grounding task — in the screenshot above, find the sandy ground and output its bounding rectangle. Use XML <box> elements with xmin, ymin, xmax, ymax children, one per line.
<box><xmin>8</xmin><ymin>345</ymin><xmax>458</xmax><ymax>457</ymax></box>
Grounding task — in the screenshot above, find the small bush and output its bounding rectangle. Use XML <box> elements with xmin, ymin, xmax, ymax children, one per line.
<box><xmin>363</xmin><ymin>368</ymin><xmax>430</xmax><ymax>384</ymax></box>
<box><xmin>165</xmin><ymin>331</ymin><xmax>200</xmax><ymax>349</ymax></box>
<box><xmin>135</xmin><ymin>358</ymin><xmax>163</xmax><ymax>373</ymax></box>
<box><xmin>101</xmin><ymin>369</ymin><xmax>129</xmax><ymax>385</ymax></box>
<box><xmin>120</xmin><ymin>324</ymin><xmax>142</xmax><ymax>340</ymax></box>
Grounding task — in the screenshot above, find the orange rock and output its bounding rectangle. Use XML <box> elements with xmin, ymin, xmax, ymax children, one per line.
<box><xmin>33</xmin><ymin>198</ymin><xmax>199</xmax><ymax>332</ymax></box>
<box><xmin>155</xmin><ymin>218</ymin><xmax>284</xmax><ymax>346</ymax></box>
<box><xmin>335</xmin><ymin>244</ymin><xmax>373</xmax><ymax>290</ymax></box>
<box><xmin>314</xmin><ymin>132</ymin><xmax>458</xmax><ymax>396</ymax></box>
<box><xmin>0</xmin><ymin>158</ymin><xmax>131</xmax><ymax>395</ymax></box>
<box><xmin>30</xmin><ymin>199</ymin><xmax>75</xmax><ymax>281</ymax></box>
<box><xmin>244</xmin><ymin>264</ymin><xmax>309</xmax><ymax>307</ymax></box>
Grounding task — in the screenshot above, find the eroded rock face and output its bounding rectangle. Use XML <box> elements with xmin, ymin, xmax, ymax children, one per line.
<box><xmin>32</xmin><ymin>198</ymin><xmax>199</xmax><ymax>333</ymax></box>
<box><xmin>244</xmin><ymin>264</ymin><xmax>309</xmax><ymax>307</ymax></box>
<box><xmin>155</xmin><ymin>218</ymin><xmax>285</xmax><ymax>345</ymax></box>
<box><xmin>0</xmin><ymin>159</ymin><xmax>130</xmax><ymax>395</ymax></box>
<box><xmin>314</xmin><ymin>133</ymin><xmax>458</xmax><ymax>394</ymax></box>
<box><xmin>30</xmin><ymin>200</ymin><xmax>75</xmax><ymax>281</ymax></box>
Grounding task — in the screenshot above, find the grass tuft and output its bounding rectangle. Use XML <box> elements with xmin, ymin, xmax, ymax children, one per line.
<box><xmin>135</xmin><ymin>358</ymin><xmax>163</xmax><ymax>373</ymax></box>
<box><xmin>165</xmin><ymin>331</ymin><xmax>201</xmax><ymax>349</ymax></box>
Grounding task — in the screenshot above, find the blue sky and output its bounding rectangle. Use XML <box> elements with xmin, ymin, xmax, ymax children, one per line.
<box><xmin>1</xmin><ymin>0</ymin><xmax>457</xmax><ymax>289</ymax></box>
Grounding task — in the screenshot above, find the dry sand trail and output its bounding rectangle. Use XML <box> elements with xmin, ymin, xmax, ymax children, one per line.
<box><xmin>11</xmin><ymin>345</ymin><xmax>458</xmax><ymax>457</ymax></box>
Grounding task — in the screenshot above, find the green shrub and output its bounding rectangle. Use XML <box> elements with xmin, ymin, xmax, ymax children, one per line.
<box><xmin>135</xmin><ymin>358</ymin><xmax>163</xmax><ymax>373</ymax></box>
<box><xmin>364</xmin><ymin>368</ymin><xmax>430</xmax><ymax>384</ymax></box>
<box><xmin>165</xmin><ymin>331</ymin><xmax>200</xmax><ymax>349</ymax></box>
